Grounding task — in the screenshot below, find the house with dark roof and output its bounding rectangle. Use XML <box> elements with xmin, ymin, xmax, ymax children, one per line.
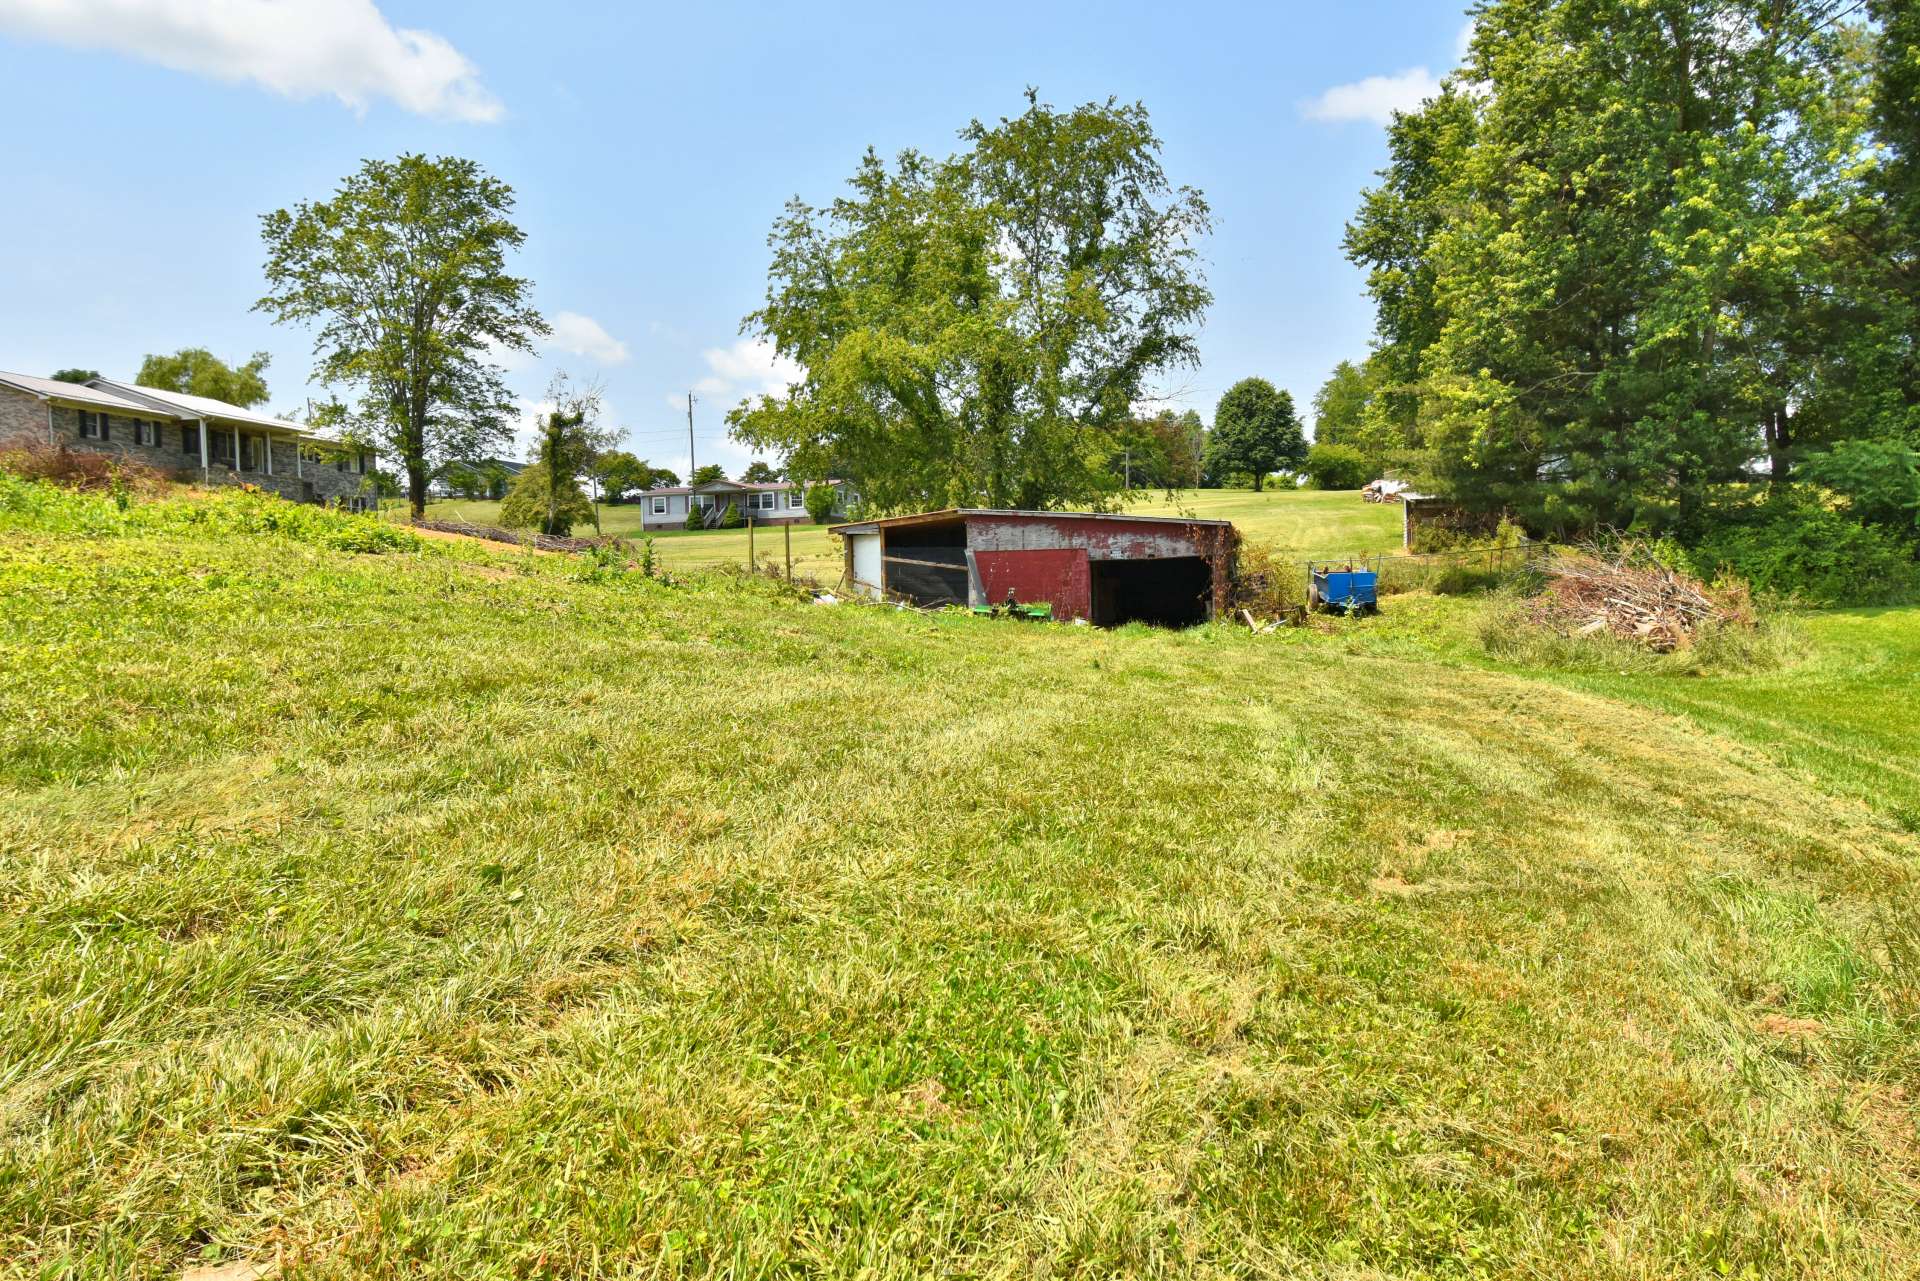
<box><xmin>0</xmin><ymin>369</ymin><xmax>377</xmax><ymax>508</ymax></box>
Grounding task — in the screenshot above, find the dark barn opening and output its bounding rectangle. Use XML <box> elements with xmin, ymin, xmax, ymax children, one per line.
<box><xmin>1090</xmin><ymin>556</ymin><xmax>1212</xmax><ymax>628</ymax></box>
<box><xmin>884</xmin><ymin>522</ymin><xmax>969</xmax><ymax>607</ymax></box>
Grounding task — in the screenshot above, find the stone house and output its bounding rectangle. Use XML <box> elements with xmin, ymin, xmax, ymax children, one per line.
<box><xmin>0</xmin><ymin>370</ymin><xmax>378</xmax><ymax>508</ymax></box>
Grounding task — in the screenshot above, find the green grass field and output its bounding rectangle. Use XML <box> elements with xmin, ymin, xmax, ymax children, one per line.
<box><xmin>421</xmin><ymin>488</ymin><xmax>1406</xmax><ymax>583</ymax></box>
<box><xmin>4</xmin><ymin>477</ymin><xmax>1917</xmax><ymax>1279</ymax></box>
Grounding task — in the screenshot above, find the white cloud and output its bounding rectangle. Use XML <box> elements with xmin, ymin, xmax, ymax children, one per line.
<box><xmin>701</xmin><ymin>338</ymin><xmax>803</xmax><ymax>399</ymax></box>
<box><xmin>1456</xmin><ymin>18</ymin><xmax>1476</xmax><ymax>62</ymax></box>
<box><xmin>0</xmin><ymin>0</ymin><xmax>502</xmax><ymax>122</ymax></box>
<box><xmin>548</xmin><ymin>311</ymin><xmax>629</xmax><ymax>365</ymax></box>
<box><xmin>1301</xmin><ymin>67</ymin><xmax>1445</xmax><ymax>126</ymax></box>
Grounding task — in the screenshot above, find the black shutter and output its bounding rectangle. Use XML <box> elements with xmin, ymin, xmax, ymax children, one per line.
<box><xmin>99</xmin><ymin>414</ymin><xmax>110</xmax><ymax>442</ymax></box>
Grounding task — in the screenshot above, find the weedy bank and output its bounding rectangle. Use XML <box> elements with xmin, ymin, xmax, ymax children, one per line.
<box><xmin>2</xmin><ymin>477</ymin><xmax>1916</xmax><ymax>1279</ymax></box>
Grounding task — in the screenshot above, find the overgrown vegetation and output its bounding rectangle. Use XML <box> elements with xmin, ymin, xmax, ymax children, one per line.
<box><xmin>2</xmin><ymin>481</ymin><xmax>1916</xmax><ymax>1278</ymax></box>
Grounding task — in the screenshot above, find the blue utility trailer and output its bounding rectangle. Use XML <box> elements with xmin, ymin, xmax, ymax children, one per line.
<box><xmin>1308</xmin><ymin>562</ymin><xmax>1379</xmax><ymax>614</ymax></box>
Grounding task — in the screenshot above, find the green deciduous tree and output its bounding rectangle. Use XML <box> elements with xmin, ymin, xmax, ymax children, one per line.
<box><xmin>804</xmin><ymin>483</ymin><xmax>837</xmax><ymax>524</ymax></box>
<box><xmin>1205</xmin><ymin>378</ymin><xmax>1305</xmax><ymax>491</ymax></box>
<box><xmin>729</xmin><ymin>91</ymin><xmax>1211</xmax><ymax>512</ymax></box>
<box><xmin>691</xmin><ymin>464</ymin><xmax>726</xmax><ymax>486</ymax></box>
<box><xmin>49</xmin><ymin>368</ymin><xmax>100</xmax><ymax>385</ymax></box>
<box><xmin>136</xmin><ymin>348</ymin><xmax>272</xmax><ymax>407</ymax></box>
<box><xmin>740</xmin><ymin>460</ymin><xmax>779</xmax><ymax>484</ymax></box>
<box><xmin>256</xmin><ymin>153</ymin><xmax>548</xmax><ymax>518</ymax></box>
<box><xmin>1346</xmin><ymin>1</ymin><xmax>1891</xmax><ymax>538</ymax></box>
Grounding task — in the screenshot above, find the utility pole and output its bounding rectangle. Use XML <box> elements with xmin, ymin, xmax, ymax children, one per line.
<box><xmin>686</xmin><ymin>392</ymin><xmax>696</xmax><ymax>486</ymax></box>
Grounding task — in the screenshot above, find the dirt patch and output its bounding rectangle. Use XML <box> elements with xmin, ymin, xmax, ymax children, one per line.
<box><xmin>898</xmin><ymin>1078</ymin><xmax>960</xmax><ymax>1122</ymax></box>
<box><xmin>1757</xmin><ymin>1014</ymin><xmax>1825</xmax><ymax>1038</ymax></box>
<box><xmin>181</xmin><ymin>1260</ymin><xmax>276</xmax><ymax>1281</ymax></box>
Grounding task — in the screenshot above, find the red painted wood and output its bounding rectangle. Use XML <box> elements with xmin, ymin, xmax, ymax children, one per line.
<box><xmin>972</xmin><ymin>548</ymin><xmax>1091</xmax><ymax>620</ymax></box>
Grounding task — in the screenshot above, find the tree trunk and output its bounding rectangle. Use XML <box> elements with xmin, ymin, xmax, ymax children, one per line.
<box><xmin>1766</xmin><ymin>405</ymin><xmax>1791</xmax><ymax>489</ymax></box>
<box><xmin>408</xmin><ymin>461</ymin><xmax>428</xmax><ymax>519</ymax></box>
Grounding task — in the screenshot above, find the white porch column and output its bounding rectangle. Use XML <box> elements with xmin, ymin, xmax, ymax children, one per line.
<box><xmin>265</xmin><ymin>432</ymin><xmax>273</xmax><ymax>476</ymax></box>
<box><xmin>294</xmin><ymin>437</ymin><xmax>303</xmax><ymax>479</ymax></box>
<box><xmin>198</xmin><ymin>417</ymin><xmax>208</xmax><ymax>478</ymax></box>
<box><xmin>233</xmin><ymin>425</ymin><xmax>241</xmax><ymax>473</ymax></box>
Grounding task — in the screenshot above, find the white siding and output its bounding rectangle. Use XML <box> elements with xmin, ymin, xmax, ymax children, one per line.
<box><xmin>849</xmin><ymin>531</ymin><xmax>884</xmax><ymax>599</ymax></box>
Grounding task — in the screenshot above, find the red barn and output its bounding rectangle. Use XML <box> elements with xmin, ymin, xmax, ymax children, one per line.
<box><xmin>834</xmin><ymin>509</ymin><xmax>1237</xmax><ymax>627</ymax></box>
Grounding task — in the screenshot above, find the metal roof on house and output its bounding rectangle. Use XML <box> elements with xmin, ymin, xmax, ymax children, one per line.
<box><xmin>87</xmin><ymin>379</ymin><xmax>315</xmax><ymax>435</ymax></box>
<box><xmin>0</xmin><ymin>371</ymin><xmax>170</xmax><ymax>415</ymax></box>
<box><xmin>830</xmin><ymin>508</ymin><xmax>1236</xmax><ymax>536</ymax></box>
<box><xmin>645</xmin><ymin>478</ymin><xmax>841</xmax><ymax>497</ymax></box>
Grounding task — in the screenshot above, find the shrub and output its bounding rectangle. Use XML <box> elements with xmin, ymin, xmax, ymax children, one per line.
<box><xmin>719</xmin><ymin>500</ymin><xmax>745</xmax><ymax>529</ymax></box>
<box><xmin>1688</xmin><ymin>497</ymin><xmax>1920</xmax><ymax>605</ymax></box>
<box><xmin>499</xmin><ymin>462</ymin><xmax>593</xmax><ymax>536</ymax></box>
<box><xmin>1798</xmin><ymin>439</ymin><xmax>1920</xmax><ymax>534</ymax></box>
<box><xmin>1231</xmin><ymin>540</ymin><xmax>1304</xmax><ymax>617</ymax></box>
<box><xmin>805</xmin><ymin>484</ymin><xmax>837</xmax><ymax>524</ymax></box>
<box><xmin>0</xmin><ymin>435</ymin><xmax>166</xmax><ymax>496</ymax></box>
<box><xmin>685</xmin><ymin>502</ymin><xmax>706</xmax><ymax>530</ymax></box>
<box><xmin>1303</xmin><ymin>443</ymin><xmax>1372</xmax><ymax>491</ymax></box>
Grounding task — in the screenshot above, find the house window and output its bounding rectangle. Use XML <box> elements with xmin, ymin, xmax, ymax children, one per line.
<box><xmin>336</xmin><ymin>453</ymin><xmax>350</xmax><ymax>473</ymax></box>
<box><xmin>182</xmin><ymin>423</ymin><xmax>200</xmax><ymax>456</ymax></box>
<box><xmin>79</xmin><ymin>410</ymin><xmax>111</xmax><ymax>440</ymax></box>
<box><xmin>240</xmin><ymin>435</ymin><xmax>258</xmax><ymax>471</ymax></box>
<box><xmin>133</xmin><ymin>419</ymin><xmax>159</xmax><ymax>446</ymax></box>
<box><xmin>210</xmin><ymin>431</ymin><xmax>234</xmax><ymax>466</ymax></box>
<box><xmin>651</xmin><ymin>496</ymin><xmax>667</xmax><ymax>515</ymax></box>
<box><xmin>356</xmin><ymin>451</ymin><xmax>368</xmax><ymax>474</ymax></box>
<box><xmin>788</xmin><ymin>489</ymin><xmax>803</xmax><ymax>508</ymax></box>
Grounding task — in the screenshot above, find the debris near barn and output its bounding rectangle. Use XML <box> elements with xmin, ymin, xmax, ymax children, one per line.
<box><xmin>1520</xmin><ymin>546</ymin><xmax>1754</xmax><ymax>652</ymax></box>
<box><xmin>1362</xmin><ymin>477</ymin><xmax>1425</xmax><ymax>504</ymax></box>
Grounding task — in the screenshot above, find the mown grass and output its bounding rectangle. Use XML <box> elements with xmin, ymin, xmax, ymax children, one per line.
<box><xmin>2</xmin><ymin>479</ymin><xmax>1917</xmax><ymax>1279</ymax></box>
<box><xmin>420</xmin><ymin>487</ymin><xmax>1405</xmax><ymax>583</ymax></box>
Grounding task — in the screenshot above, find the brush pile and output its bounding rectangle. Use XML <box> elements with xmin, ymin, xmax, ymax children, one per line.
<box><xmin>412</xmin><ymin>517</ymin><xmax>614</xmax><ymax>554</ymax></box>
<box><xmin>1522</xmin><ymin>545</ymin><xmax>1754</xmax><ymax>652</ymax></box>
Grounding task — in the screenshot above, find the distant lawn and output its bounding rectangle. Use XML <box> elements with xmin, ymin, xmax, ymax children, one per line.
<box><xmin>1122</xmin><ymin>487</ymin><xmax>1403</xmax><ymax>558</ymax></box>
<box><xmin>422</xmin><ymin>488</ymin><xmax>1403</xmax><ymax>583</ymax></box>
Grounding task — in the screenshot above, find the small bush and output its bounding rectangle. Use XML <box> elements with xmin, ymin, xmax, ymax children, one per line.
<box><xmin>719</xmin><ymin>500</ymin><xmax>745</xmax><ymax>529</ymax></box>
<box><xmin>805</xmin><ymin>484</ymin><xmax>837</xmax><ymax>524</ymax></box>
<box><xmin>1688</xmin><ymin>498</ymin><xmax>1920</xmax><ymax>605</ymax></box>
<box><xmin>1232</xmin><ymin>541</ymin><xmax>1304</xmax><ymax>617</ymax></box>
<box><xmin>0</xmin><ymin>435</ymin><xmax>166</xmax><ymax>497</ymax></box>
<box><xmin>1303</xmin><ymin>443</ymin><xmax>1372</xmax><ymax>491</ymax></box>
<box><xmin>500</xmin><ymin>462</ymin><xmax>593</xmax><ymax>536</ymax></box>
<box><xmin>685</xmin><ymin>503</ymin><xmax>706</xmax><ymax>530</ymax></box>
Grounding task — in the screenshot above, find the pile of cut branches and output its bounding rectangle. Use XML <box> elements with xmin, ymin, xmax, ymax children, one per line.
<box><xmin>412</xmin><ymin>517</ymin><xmax>614</xmax><ymax>554</ymax></box>
<box><xmin>1522</xmin><ymin>545</ymin><xmax>1754</xmax><ymax>652</ymax></box>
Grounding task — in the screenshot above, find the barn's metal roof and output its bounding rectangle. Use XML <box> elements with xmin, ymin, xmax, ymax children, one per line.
<box><xmin>831</xmin><ymin>508</ymin><xmax>1235</xmax><ymax>536</ymax></box>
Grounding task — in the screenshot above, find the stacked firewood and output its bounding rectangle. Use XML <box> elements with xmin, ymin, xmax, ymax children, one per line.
<box><xmin>1524</xmin><ymin>547</ymin><xmax>1753</xmax><ymax>652</ymax></box>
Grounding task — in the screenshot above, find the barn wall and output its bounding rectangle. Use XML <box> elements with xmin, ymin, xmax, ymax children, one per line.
<box><xmin>972</xmin><ymin>548</ymin><xmax>1092</xmax><ymax>618</ymax></box>
<box><xmin>965</xmin><ymin>515</ymin><xmax>1206</xmax><ymax>561</ymax></box>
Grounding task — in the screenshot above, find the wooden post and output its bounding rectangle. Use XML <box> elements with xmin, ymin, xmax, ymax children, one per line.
<box><xmin>784</xmin><ymin>521</ymin><xmax>792</xmax><ymax>582</ymax></box>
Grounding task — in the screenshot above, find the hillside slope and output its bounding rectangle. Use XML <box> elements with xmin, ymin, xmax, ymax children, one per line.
<box><xmin>2</xmin><ymin>484</ymin><xmax>1916</xmax><ymax>1279</ymax></box>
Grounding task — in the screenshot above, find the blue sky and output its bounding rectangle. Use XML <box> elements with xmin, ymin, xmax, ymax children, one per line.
<box><xmin>0</xmin><ymin>0</ymin><xmax>1472</xmax><ymax>476</ymax></box>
